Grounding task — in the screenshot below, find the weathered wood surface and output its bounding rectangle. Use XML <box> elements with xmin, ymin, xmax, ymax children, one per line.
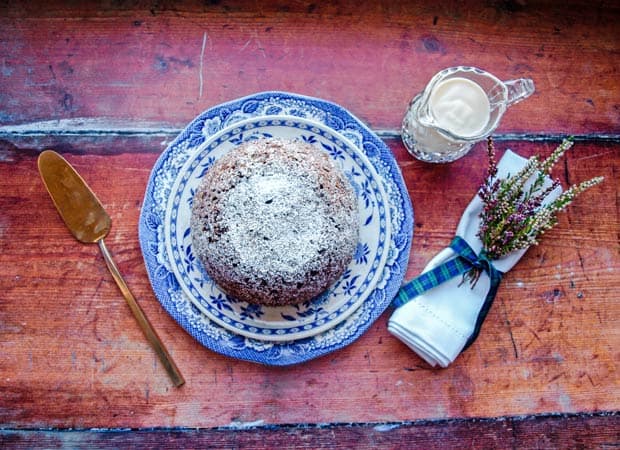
<box><xmin>2</xmin><ymin>414</ymin><xmax>619</xmax><ymax>449</ymax></box>
<box><xmin>0</xmin><ymin>1</ymin><xmax>618</xmax><ymax>134</ymax></box>
<box><xmin>1</xmin><ymin>139</ymin><xmax>617</xmax><ymax>430</ymax></box>
<box><xmin>0</xmin><ymin>0</ymin><xmax>618</xmax><ymax>445</ymax></box>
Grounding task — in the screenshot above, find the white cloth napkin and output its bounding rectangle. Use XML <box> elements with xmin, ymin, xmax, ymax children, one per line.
<box><xmin>388</xmin><ymin>150</ymin><xmax>562</xmax><ymax>367</ymax></box>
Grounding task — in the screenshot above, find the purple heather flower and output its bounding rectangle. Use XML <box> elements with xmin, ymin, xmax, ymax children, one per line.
<box><xmin>476</xmin><ymin>138</ymin><xmax>602</xmax><ymax>261</ymax></box>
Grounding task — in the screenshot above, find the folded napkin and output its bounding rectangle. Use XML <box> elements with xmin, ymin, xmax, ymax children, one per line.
<box><xmin>388</xmin><ymin>150</ymin><xmax>562</xmax><ymax>367</ymax></box>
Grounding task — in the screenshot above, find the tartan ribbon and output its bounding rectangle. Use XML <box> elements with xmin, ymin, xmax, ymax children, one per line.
<box><xmin>392</xmin><ymin>236</ymin><xmax>504</xmax><ymax>349</ymax></box>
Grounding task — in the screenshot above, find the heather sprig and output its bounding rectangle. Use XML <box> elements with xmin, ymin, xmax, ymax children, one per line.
<box><xmin>476</xmin><ymin>138</ymin><xmax>603</xmax><ymax>261</ymax></box>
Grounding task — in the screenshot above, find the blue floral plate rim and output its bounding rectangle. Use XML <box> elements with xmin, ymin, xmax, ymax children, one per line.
<box><xmin>163</xmin><ymin>115</ymin><xmax>391</xmax><ymax>341</ymax></box>
<box><xmin>138</xmin><ymin>91</ymin><xmax>413</xmax><ymax>366</ymax></box>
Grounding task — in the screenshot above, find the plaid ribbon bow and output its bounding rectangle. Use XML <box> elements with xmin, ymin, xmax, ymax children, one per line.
<box><xmin>392</xmin><ymin>236</ymin><xmax>504</xmax><ymax>349</ymax></box>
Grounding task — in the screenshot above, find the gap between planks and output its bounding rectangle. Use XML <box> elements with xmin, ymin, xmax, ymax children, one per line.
<box><xmin>1</xmin><ymin>119</ymin><xmax>619</xmax><ymax>142</ymax></box>
<box><xmin>0</xmin><ymin>410</ymin><xmax>616</xmax><ymax>434</ymax></box>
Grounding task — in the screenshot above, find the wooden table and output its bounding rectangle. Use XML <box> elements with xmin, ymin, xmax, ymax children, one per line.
<box><xmin>1</xmin><ymin>1</ymin><xmax>618</xmax><ymax>447</ymax></box>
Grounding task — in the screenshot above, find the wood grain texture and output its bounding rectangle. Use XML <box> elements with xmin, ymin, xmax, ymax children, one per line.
<box><xmin>1</xmin><ymin>414</ymin><xmax>619</xmax><ymax>449</ymax></box>
<box><xmin>0</xmin><ymin>0</ymin><xmax>618</xmax><ymax>444</ymax></box>
<box><xmin>1</xmin><ymin>139</ymin><xmax>617</xmax><ymax>429</ymax></box>
<box><xmin>0</xmin><ymin>0</ymin><xmax>618</xmax><ymax>134</ymax></box>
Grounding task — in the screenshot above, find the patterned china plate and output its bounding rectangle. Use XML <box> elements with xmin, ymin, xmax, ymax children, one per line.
<box><xmin>164</xmin><ymin>116</ymin><xmax>391</xmax><ymax>341</ymax></box>
<box><xmin>139</xmin><ymin>91</ymin><xmax>413</xmax><ymax>365</ymax></box>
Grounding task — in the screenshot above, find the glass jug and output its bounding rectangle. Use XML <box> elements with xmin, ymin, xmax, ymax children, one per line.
<box><xmin>401</xmin><ymin>66</ymin><xmax>535</xmax><ymax>163</ymax></box>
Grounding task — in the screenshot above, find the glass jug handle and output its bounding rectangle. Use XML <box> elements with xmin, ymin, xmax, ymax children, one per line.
<box><xmin>504</xmin><ymin>78</ymin><xmax>535</xmax><ymax>106</ymax></box>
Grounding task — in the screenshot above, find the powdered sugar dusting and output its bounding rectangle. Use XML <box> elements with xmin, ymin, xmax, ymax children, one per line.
<box><xmin>223</xmin><ymin>171</ymin><xmax>326</xmax><ymax>276</ymax></box>
<box><xmin>191</xmin><ymin>137</ymin><xmax>358</xmax><ymax>306</ymax></box>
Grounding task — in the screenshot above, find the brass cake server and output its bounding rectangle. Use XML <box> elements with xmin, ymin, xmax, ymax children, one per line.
<box><xmin>38</xmin><ymin>150</ymin><xmax>185</xmax><ymax>387</ymax></box>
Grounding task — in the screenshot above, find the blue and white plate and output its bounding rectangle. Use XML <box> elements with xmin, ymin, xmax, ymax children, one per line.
<box><xmin>164</xmin><ymin>116</ymin><xmax>390</xmax><ymax>341</ymax></box>
<box><xmin>139</xmin><ymin>91</ymin><xmax>413</xmax><ymax>365</ymax></box>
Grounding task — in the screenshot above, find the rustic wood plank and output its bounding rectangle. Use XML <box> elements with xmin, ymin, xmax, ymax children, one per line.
<box><xmin>1</xmin><ymin>1</ymin><xmax>618</xmax><ymax>441</ymax></box>
<box><xmin>0</xmin><ymin>1</ymin><xmax>618</xmax><ymax>134</ymax></box>
<box><xmin>1</xmin><ymin>413</ymin><xmax>618</xmax><ymax>449</ymax></box>
<box><xmin>0</xmin><ymin>138</ymin><xmax>616</xmax><ymax>428</ymax></box>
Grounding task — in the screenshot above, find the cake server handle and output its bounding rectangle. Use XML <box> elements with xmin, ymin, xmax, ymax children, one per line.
<box><xmin>99</xmin><ymin>239</ymin><xmax>185</xmax><ymax>387</ymax></box>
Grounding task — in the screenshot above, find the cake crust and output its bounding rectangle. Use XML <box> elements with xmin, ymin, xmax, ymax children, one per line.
<box><xmin>190</xmin><ymin>137</ymin><xmax>359</xmax><ymax>307</ymax></box>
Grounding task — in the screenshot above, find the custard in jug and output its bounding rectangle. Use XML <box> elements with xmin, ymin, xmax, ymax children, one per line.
<box><xmin>401</xmin><ymin>66</ymin><xmax>535</xmax><ymax>163</ymax></box>
<box><xmin>428</xmin><ymin>77</ymin><xmax>490</xmax><ymax>137</ymax></box>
